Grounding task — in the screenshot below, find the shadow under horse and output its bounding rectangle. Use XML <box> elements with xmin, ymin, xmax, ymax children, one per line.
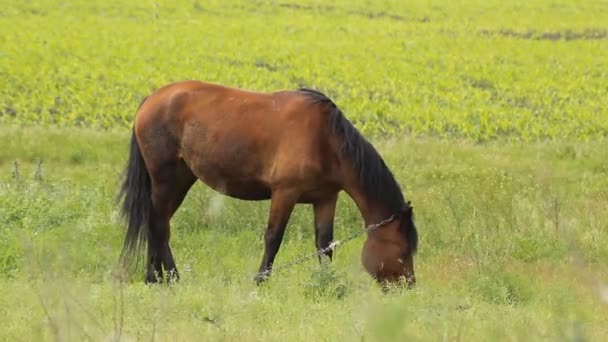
<box><xmin>117</xmin><ymin>80</ymin><xmax>418</xmax><ymax>289</ymax></box>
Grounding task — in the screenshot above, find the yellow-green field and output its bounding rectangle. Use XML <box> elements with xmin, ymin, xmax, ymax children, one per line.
<box><xmin>1</xmin><ymin>1</ymin><xmax>607</xmax><ymax>341</ymax></box>
<box><xmin>2</xmin><ymin>0</ymin><xmax>608</xmax><ymax>140</ymax></box>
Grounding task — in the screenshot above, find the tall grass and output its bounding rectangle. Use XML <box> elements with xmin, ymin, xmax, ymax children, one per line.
<box><xmin>1</xmin><ymin>127</ymin><xmax>607</xmax><ymax>340</ymax></box>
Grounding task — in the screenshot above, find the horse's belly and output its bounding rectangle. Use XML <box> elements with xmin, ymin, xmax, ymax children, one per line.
<box><xmin>184</xmin><ymin>153</ymin><xmax>271</xmax><ymax>201</ymax></box>
<box><xmin>220</xmin><ymin>180</ymin><xmax>272</xmax><ymax>200</ymax></box>
<box><xmin>179</xmin><ymin>124</ymin><xmax>274</xmax><ymax>200</ymax></box>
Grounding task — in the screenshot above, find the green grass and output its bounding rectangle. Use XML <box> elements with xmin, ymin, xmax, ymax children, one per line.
<box><xmin>2</xmin><ymin>0</ymin><xmax>608</xmax><ymax>340</ymax></box>
<box><xmin>1</xmin><ymin>0</ymin><xmax>608</xmax><ymax>140</ymax></box>
<box><xmin>1</xmin><ymin>127</ymin><xmax>607</xmax><ymax>340</ymax></box>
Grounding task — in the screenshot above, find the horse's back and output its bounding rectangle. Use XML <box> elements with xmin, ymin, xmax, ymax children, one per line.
<box><xmin>134</xmin><ymin>80</ymin><xmax>340</xmax><ymax>201</ymax></box>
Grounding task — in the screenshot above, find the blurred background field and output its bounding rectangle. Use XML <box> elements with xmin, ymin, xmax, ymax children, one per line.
<box><xmin>2</xmin><ymin>0</ymin><xmax>607</xmax><ymax>140</ymax></box>
<box><xmin>1</xmin><ymin>1</ymin><xmax>607</xmax><ymax>340</ymax></box>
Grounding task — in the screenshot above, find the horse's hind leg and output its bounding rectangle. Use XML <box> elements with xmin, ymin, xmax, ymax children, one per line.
<box><xmin>313</xmin><ymin>193</ymin><xmax>338</xmax><ymax>263</ymax></box>
<box><xmin>146</xmin><ymin>159</ymin><xmax>197</xmax><ymax>284</ymax></box>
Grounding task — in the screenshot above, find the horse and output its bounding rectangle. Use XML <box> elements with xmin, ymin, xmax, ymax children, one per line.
<box><xmin>117</xmin><ymin>80</ymin><xmax>418</xmax><ymax>288</ymax></box>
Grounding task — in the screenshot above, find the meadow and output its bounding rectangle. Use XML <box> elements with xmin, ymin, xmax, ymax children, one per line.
<box><xmin>1</xmin><ymin>0</ymin><xmax>608</xmax><ymax>340</ymax></box>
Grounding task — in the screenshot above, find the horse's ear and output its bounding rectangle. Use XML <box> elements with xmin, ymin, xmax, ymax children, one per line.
<box><xmin>403</xmin><ymin>201</ymin><xmax>413</xmax><ymax>216</ymax></box>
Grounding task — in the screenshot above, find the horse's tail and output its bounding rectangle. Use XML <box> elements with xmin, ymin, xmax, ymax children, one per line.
<box><xmin>117</xmin><ymin>127</ymin><xmax>152</xmax><ymax>268</ymax></box>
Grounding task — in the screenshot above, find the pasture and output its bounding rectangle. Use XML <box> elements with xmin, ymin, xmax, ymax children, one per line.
<box><xmin>1</xmin><ymin>0</ymin><xmax>607</xmax><ymax>340</ymax></box>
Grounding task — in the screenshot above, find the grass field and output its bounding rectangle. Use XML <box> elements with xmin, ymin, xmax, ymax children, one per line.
<box><xmin>2</xmin><ymin>0</ymin><xmax>608</xmax><ymax>140</ymax></box>
<box><xmin>1</xmin><ymin>0</ymin><xmax>608</xmax><ymax>341</ymax></box>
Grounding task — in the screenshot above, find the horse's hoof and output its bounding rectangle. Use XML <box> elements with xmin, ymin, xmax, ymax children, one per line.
<box><xmin>145</xmin><ymin>276</ymin><xmax>159</xmax><ymax>285</ymax></box>
<box><xmin>254</xmin><ymin>273</ymin><xmax>269</xmax><ymax>285</ymax></box>
<box><xmin>165</xmin><ymin>269</ymin><xmax>180</xmax><ymax>284</ymax></box>
<box><xmin>145</xmin><ymin>270</ymin><xmax>162</xmax><ymax>285</ymax></box>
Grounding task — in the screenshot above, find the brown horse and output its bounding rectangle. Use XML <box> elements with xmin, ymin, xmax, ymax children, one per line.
<box><xmin>117</xmin><ymin>80</ymin><xmax>418</xmax><ymax>288</ymax></box>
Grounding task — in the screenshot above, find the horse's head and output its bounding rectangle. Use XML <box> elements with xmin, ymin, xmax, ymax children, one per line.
<box><xmin>361</xmin><ymin>204</ymin><xmax>417</xmax><ymax>290</ymax></box>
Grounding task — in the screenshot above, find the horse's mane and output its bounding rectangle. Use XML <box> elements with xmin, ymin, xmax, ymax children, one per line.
<box><xmin>297</xmin><ymin>88</ymin><xmax>418</xmax><ymax>254</ymax></box>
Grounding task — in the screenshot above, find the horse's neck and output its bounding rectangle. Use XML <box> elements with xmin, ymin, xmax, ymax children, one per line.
<box><xmin>343</xmin><ymin>179</ymin><xmax>393</xmax><ymax>228</ymax></box>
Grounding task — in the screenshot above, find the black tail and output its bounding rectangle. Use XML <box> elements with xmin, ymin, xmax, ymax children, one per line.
<box><xmin>117</xmin><ymin>128</ymin><xmax>152</xmax><ymax>268</ymax></box>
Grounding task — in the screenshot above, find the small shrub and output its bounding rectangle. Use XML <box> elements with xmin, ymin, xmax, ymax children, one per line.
<box><xmin>302</xmin><ymin>261</ymin><xmax>351</xmax><ymax>302</ymax></box>
<box><xmin>468</xmin><ymin>265</ymin><xmax>533</xmax><ymax>306</ymax></box>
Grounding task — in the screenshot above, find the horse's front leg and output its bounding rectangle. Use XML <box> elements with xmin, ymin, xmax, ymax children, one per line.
<box><xmin>255</xmin><ymin>189</ymin><xmax>299</xmax><ymax>284</ymax></box>
<box><xmin>313</xmin><ymin>193</ymin><xmax>338</xmax><ymax>263</ymax></box>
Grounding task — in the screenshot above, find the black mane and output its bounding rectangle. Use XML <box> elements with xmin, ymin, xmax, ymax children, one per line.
<box><xmin>297</xmin><ymin>88</ymin><xmax>417</xmax><ymax>254</ymax></box>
